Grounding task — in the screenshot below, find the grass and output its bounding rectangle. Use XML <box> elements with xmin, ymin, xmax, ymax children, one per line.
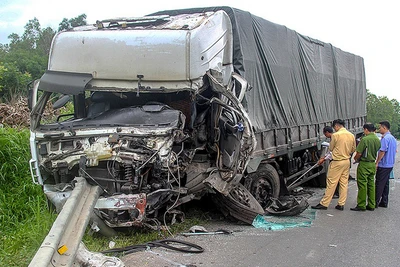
<box><xmin>0</xmin><ymin>127</ymin><xmax>57</xmax><ymax>266</ymax></box>
<box><xmin>83</xmin><ymin>208</ymin><xmax>208</xmax><ymax>253</ymax></box>
<box><xmin>0</xmin><ymin>126</ymin><xmax>209</xmax><ymax>266</ymax></box>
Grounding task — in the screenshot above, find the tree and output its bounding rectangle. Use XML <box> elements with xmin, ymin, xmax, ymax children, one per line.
<box><xmin>58</xmin><ymin>14</ymin><xmax>87</xmax><ymax>31</ymax></box>
<box><xmin>390</xmin><ymin>99</ymin><xmax>400</xmax><ymax>137</ymax></box>
<box><xmin>0</xmin><ymin>14</ymin><xmax>87</xmax><ymax>102</ymax></box>
<box><xmin>22</xmin><ymin>18</ymin><xmax>41</xmax><ymax>49</ymax></box>
<box><xmin>0</xmin><ymin>62</ymin><xmax>32</xmax><ymax>102</ymax></box>
<box><xmin>37</xmin><ymin>27</ymin><xmax>56</xmax><ymax>57</ymax></box>
<box><xmin>4</xmin><ymin>18</ymin><xmax>49</xmax><ymax>80</ymax></box>
<box><xmin>366</xmin><ymin>90</ymin><xmax>400</xmax><ymax>138</ymax></box>
<box><xmin>0</xmin><ymin>18</ymin><xmax>48</xmax><ymax>102</ymax></box>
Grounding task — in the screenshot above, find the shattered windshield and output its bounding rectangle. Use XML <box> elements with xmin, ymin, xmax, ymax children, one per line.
<box><xmin>39</xmin><ymin>105</ymin><xmax>182</xmax><ymax>130</ymax></box>
<box><xmin>34</xmin><ymin>91</ymin><xmax>187</xmax><ymax>130</ymax></box>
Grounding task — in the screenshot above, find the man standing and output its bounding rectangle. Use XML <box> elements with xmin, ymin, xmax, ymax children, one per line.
<box><xmin>312</xmin><ymin>119</ymin><xmax>356</xmax><ymax>210</ymax></box>
<box><xmin>351</xmin><ymin>123</ymin><xmax>381</xmax><ymax>211</ymax></box>
<box><xmin>375</xmin><ymin>120</ymin><xmax>397</xmax><ymax>208</ymax></box>
<box><xmin>323</xmin><ymin>126</ymin><xmax>339</xmax><ymax>199</ymax></box>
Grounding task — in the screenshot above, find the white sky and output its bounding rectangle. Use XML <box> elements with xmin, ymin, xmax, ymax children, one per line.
<box><xmin>0</xmin><ymin>0</ymin><xmax>399</xmax><ymax>102</ymax></box>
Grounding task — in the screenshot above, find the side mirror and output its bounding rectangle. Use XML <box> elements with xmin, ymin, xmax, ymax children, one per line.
<box><xmin>27</xmin><ymin>80</ymin><xmax>39</xmax><ymax>111</ymax></box>
<box><xmin>231</xmin><ymin>73</ymin><xmax>249</xmax><ymax>102</ymax></box>
<box><xmin>28</xmin><ymin>88</ymin><xmax>33</xmax><ymax>111</ymax></box>
<box><xmin>53</xmin><ymin>95</ymin><xmax>71</xmax><ymax>109</ymax></box>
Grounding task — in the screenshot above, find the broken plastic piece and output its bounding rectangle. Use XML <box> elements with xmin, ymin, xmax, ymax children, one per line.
<box><xmin>188</xmin><ymin>225</ymin><xmax>207</xmax><ymax>233</ymax></box>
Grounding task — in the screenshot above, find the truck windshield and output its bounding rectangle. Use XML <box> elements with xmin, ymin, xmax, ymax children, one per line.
<box><xmin>34</xmin><ymin>91</ymin><xmax>186</xmax><ymax>131</ymax></box>
<box><xmin>39</xmin><ymin>105</ymin><xmax>182</xmax><ymax>130</ymax></box>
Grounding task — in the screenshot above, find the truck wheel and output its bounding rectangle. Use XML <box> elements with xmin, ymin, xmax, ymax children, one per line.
<box><xmin>314</xmin><ymin>172</ymin><xmax>327</xmax><ymax>187</ymax></box>
<box><xmin>245</xmin><ymin>164</ymin><xmax>280</xmax><ymax>209</ymax></box>
<box><xmin>311</xmin><ymin>161</ymin><xmax>328</xmax><ymax>187</ymax></box>
<box><xmin>213</xmin><ymin>183</ymin><xmax>264</xmax><ymax>224</ymax></box>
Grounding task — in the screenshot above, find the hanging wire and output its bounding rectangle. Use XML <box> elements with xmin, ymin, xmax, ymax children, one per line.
<box><xmin>163</xmin><ymin>150</ymin><xmax>182</xmax><ymax>236</ymax></box>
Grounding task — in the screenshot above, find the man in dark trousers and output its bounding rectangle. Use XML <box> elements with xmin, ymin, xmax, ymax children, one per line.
<box><xmin>312</xmin><ymin>119</ymin><xmax>356</xmax><ymax>210</ymax></box>
<box><xmin>375</xmin><ymin>120</ymin><xmax>397</xmax><ymax>208</ymax></box>
<box><xmin>351</xmin><ymin>123</ymin><xmax>381</xmax><ymax>211</ymax></box>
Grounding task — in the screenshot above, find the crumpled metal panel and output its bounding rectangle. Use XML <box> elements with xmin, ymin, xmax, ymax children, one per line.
<box><xmin>48</xmin><ymin>11</ymin><xmax>233</xmax><ymax>90</ymax></box>
<box><xmin>95</xmin><ymin>193</ymin><xmax>147</xmax><ymax>227</ymax></box>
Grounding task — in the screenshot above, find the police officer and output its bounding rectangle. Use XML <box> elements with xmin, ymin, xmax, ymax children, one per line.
<box><xmin>312</xmin><ymin>119</ymin><xmax>356</xmax><ymax>210</ymax></box>
<box><xmin>351</xmin><ymin>123</ymin><xmax>381</xmax><ymax>211</ymax></box>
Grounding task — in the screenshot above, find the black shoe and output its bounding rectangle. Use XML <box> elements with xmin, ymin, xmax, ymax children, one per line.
<box><xmin>311</xmin><ymin>204</ymin><xmax>328</xmax><ymax>210</ymax></box>
<box><xmin>366</xmin><ymin>206</ymin><xmax>375</xmax><ymax>211</ymax></box>
<box><xmin>335</xmin><ymin>205</ymin><xmax>344</xmax><ymax>211</ymax></box>
<box><xmin>350</xmin><ymin>206</ymin><xmax>366</xmax><ymax>211</ymax></box>
<box><xmin>378</xmin><ymin>203</ymin><xmax>388</xmax><ymax>208</ymax></box>
<box><xmin>333</xmin><ymin>194</ymin><xmax>339</xmax><ymax>199</ymax></box>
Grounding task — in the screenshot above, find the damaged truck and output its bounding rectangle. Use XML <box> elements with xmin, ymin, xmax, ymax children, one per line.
<box><xmin>28</xmin><ymin>7</ymin><xmax>366</xmax><ymax>230</ymax></box>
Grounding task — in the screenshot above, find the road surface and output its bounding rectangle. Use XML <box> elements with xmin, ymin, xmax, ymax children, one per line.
<box><xmin>121</xmin><ymin>142</ymin><xmax>400</xmax><ymax>267</ymax></box>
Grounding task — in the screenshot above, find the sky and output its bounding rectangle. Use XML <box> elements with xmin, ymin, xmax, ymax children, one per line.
<box><xmin>0</xmin><ymin>0</ymin><xmax>399</xmax><ymax>101</ymax></box>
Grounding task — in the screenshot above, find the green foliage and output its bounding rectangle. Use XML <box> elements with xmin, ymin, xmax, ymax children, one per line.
<box><xmin>22</xmin><ymin>18</ymin><xmax>41</xmax><ymax>48</ymax></box>
<box><xmin>366</xmin><ymin>90</ymin><xmax>400</xmax><ymax>138</ymax></box>
<box><xmin>0</xmin><ymin>127</ymin><xmax>56</xmax><ymax>266</ymax></box>
<box><xmin>38</xmin><ymin>27</ymin><xmax>56</xmax><ymax>56</ymax></box>
<box><xmin>0</xmin><ymin>15</ymin><xmax>82</xmax><ymax>103</ymax></box>
<box><xmin>0</xmin><ymin>61</ymin><xmax>32</xmax><ymax>102</ymax></box>
<box><xmin>0</xmin><ymin>127</ymin><xmax>30</xmax><ymax>186</ymax></box>
<box><xmin>58</xmin><ymin>14</ymin><xmax>87</xmax><ymax>31</ymax></box>
<box><xmin>3</xmin><ymin>18</ymin><xmax>51</xmax><ymax>79</ymax></box>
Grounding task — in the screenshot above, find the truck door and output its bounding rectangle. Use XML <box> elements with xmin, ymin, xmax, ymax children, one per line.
<box><xmin>207</xmin><ymin>71</ymin><xmax>255</xmax><ymax>176</ymax></box>
<box><xmin>218</xmin><ymin>106</ymin><xmax>243</xmax><ymax>171</ymax></box>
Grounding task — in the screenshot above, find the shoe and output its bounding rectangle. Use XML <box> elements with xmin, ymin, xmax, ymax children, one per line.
<box><xmin>335</xmin><ymin>205</ymin><xmax>344</xmax><ymax>211</ymax></box>
<box><xmin>378</xmin><ymin>203</ymin><xmax>388</xmax><ymax>208</ymax></box>
<box><xmin>350</xmin><ymin>206</ymin><xmax>366</xmax><ymax>211</ymax></box>
<box><xmin>333</xmin><ymin>194</ymin><xmax>339</xmax><ymax>199</ymax></box>
<box><xmin>311</xmin><ymin>204</ymin><xmax>328</xmax><ymax>210</ymax></box>
<box><xmin>366</xmin><ymin>206</ymin><xmax>375</xmax><ymax>211</ymax></box>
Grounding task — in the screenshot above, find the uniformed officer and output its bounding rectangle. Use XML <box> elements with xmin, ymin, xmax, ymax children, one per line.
<box><xmin>351</xmin><ymin>123</ymin><xmax>381</xmax><ymax>211</ymax></box>
<box><xmin>312</xmin><ymin>119</ymin><xmax>356</xmax><ymax>210</ymax></box>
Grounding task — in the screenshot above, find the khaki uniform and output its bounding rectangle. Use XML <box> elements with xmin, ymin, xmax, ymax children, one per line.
<box><xmin>320</xmin><ymin>127</ymin><xmax>356</xmax><ymax>207</ymax></box>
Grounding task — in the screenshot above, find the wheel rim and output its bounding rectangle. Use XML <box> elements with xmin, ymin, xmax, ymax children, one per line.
<box><xmin>252</xmin><ymin>177</ymin><xmax>274</xmax><ymax>208</ymax></box>
<box><xmin>230</xmin><ymin>185</ymin><xmax>255</xmax><ymax>209</ymax></box>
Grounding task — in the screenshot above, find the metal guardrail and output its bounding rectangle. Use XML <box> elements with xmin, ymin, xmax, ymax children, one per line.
<box><xmin>28</xmin><ymin>177</ymin><xmax>119</xmax><ymax>267</ymax></box>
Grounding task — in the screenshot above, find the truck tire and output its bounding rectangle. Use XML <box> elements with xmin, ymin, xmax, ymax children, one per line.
<box><xmin>312</xmin><ymin>161</ymin><xmax>328</xmax><ymax>187</ymax></box>
<box><xmin>314</xmin><ymin>172</ymin><xmax>327</xmax><ymax>187</ymax></box>
<box><xmin>244</xmin><ymin>164</ymin><xmax>280</xmax><ymax>209</ymax></box>
<box><xmin>213</xmin><ymin>183</ymin><xmax>265</xmax><ymax>224</ymax></box>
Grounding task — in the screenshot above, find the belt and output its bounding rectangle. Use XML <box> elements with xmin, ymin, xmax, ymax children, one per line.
<box><xmin>332</xmin><ymin>159</ymin><xmax>349</xmax><ymax>161</ymax></box>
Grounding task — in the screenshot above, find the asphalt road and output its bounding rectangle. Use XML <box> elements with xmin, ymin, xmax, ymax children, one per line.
<box><xmin>121</xmin><ymin>142</ymin><xmax>400</xmax><ymax>267</ymax></box>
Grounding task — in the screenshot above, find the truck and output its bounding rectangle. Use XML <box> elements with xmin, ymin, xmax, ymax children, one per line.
<box><xmin>28</xmin><ymin>7</ymin><xmax>366</xmax><ymax>230</ymax></box>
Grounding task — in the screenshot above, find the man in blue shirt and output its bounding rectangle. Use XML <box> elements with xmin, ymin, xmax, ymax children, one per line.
<box><xmin>375</xmin><ymin>120</ymin><xmax>397</xmax><ymax>208</ymax></box>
